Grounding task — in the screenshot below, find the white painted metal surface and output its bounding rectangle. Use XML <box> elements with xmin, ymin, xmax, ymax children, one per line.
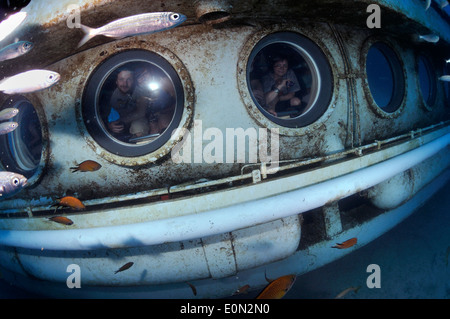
<box><xmin>0</xmin><ymin>132</ymin><xmax>448</xmax><ymax>251</ymax></box>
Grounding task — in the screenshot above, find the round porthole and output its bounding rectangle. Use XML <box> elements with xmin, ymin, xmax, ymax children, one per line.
<box><xmin>417</xmin><ymin>54</ymin><xmax>436</xmax><ymax>109</ymax></box>
<box><xmin>365</xmin><ymin>42</ymin><xmax>405</xmax><ymax>113</ymax></box>
<box><xmin>0</xmin><ymin>95</ymin><xmax>43</xmax><ymax>178</ymax></box>
<box><xmin>82</xmin><ymin>50</ymin><xmax>184</xmax><ymax>157</ymax></box>
<box><xmin>246</xmin><ymin>32</ymin><xmax>333</xmax><ymax>128</ymax></box>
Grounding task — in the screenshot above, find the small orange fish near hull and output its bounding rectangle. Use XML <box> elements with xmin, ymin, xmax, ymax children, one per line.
<box><xmin>70</xmin><ymin>160</ymin><xmax>102</xmax><ymax>172</ymax></box>
<box><xmin>332</xmin><ymin>237</ymin><xmax>357</xmax><ymax>249</ymax></box>
<box><xmin>49</xmin><ymin>216</ymin><xmax>74</xmax><ymax>225</ymax></box>
<box><xmin>256</xmin><ymin>275</ymin><xmax>296</xmax><ymax>299</ymax></box>
<box><xmin>114</xmin><ymin>262</ymin><xmax>134</xmax><ymax>274</ymax></box>
<box><xmin>233</xmin><ymin>284</ymin><xmax>250</xmax><ymax>296</ymax></box>
<box><xmin>335</xmin><ymin>286</ymin><xmax>361</xmax><ymax>299</ymax></box>
<box><xmin>52</xmin><ymin>196</ymin><xmax>86</xmax><ymax>211</ymax></box>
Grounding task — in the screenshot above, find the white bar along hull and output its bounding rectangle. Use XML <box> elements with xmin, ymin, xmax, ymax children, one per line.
<box><xmin>0</xmin><ymin>0</ymin><xmax>449</xmax><ymax>298</ymax></box>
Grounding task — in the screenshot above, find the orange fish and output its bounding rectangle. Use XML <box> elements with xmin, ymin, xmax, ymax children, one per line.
<box><xmin>233</xmin><ymin>284</ymin><xmax>250</xmax><ymax>296</ymax></box>
<box><xmin>114</xmin><ymin>262</ymin><xmax>134</xmax><ymax>274</ymax></box>
<box><xmin>186</xmin><ymin>282</ymin><xmax>197</xmax><ymax>296</ymax></box>
<box><xmin>335</xmin><ymin>286</ymin><xmax>361</xmax><ymax>299</ymax></box>
<box><xmin>332</xmin><ymin>237</ymin><xmax>357</xmax><ymax>249</ymax></box>
<box><xmin>256</xmin><ymin>274</ymin><xmax>296</xmax><ymax>299</ymax></box>
<box><xmin>52</xmin><ymin>196</ymin><xmax>86</xmax><ymax>211</ymax></box>
<box><xmin>49</xmin><ymin>216</ymin><xmax>74</xmax><ymax>225</ymax></box>
<box><xmin>70</xmin><ymin>160</ymin><xmax>102</xmax><ymax>172</ymax></box>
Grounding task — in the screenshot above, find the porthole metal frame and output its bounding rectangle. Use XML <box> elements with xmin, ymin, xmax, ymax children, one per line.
<box><xmin>416</xmin><ymin>53</ymin><xmax>437</xmax><ymax>111</ymax></box>
<box><xmin>0</xmin><ymin>94</ymin><xmax>49</xmax><ymax>186</ymax></box>
<box><xmin>82</xmin><ymin>49</ymin><xmax>186</xmax><ymax>159</ymax></box>
<box><xmin>237</xmin><ymin>27</ymin><xmax>336</xmax><ymax>136</ymax></box>
<box><xmin>361</xmin><ymin>38</ymin><xmax>407</xmax><ymax>118</ymax></box>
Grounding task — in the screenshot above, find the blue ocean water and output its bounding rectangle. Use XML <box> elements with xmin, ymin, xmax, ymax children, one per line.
<box><xmin>1</xmin><ymin>179</ymin><xmax>449</xmax><ymax>299</ymax></box>
<box><xmin>286</xmin><ymin>179</ymin><xmax>450</xmax><ymax>299</ymax></box>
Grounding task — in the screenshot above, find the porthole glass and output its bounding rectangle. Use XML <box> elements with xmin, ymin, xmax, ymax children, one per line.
<box><xmin>83</xmin><ymin>50</ymin><xmax>184</xmax><ymax>157</ymax></box>
<box><xmin>366</xmin><ymin>42</ymin><xmax>404</xmax><ymax>113</ymax></box>
<box><xmin>0</xmin><ymin>96</ymin><xmax>43</xmax><ymax>178</ymax></box>
<box><xmin>247</xmin><ymin>32</ymin><xmax>333</xmax><ymax>128</ymax></box>
<box><xmin>417</xmin><ymin>55</ymin><xmax>436</xmax><ymax>107</ymax></box>
<box><xmin>443</xmin><ymin>62</ymin><xmax>450</xmax><ymax>108</ymax></box>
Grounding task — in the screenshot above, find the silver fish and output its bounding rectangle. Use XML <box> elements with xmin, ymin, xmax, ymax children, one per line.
<box><xmin>439</xmin><ymin>75</ymin><xmax>450</xmax><ymax>81</ymax></box>
<box><xmin>0</xmin><ymin>107</ymin><xmax>18</xmax><ymax>121</ymax></box>
<box><xmin>425</xmin><ymin>0</ymin><xmax>431</xmax><ymax>10</ymax></box>
<box><xmin>446</xmin><ymin>59</ymin><xmax>450</xmax><ymax>63</ymax></box>
<box><xmin>0</xmin><ymin>121</ymin><xmax>18</xmax><ymax>134</ymax></box>
<box><xmin>77</xmin><ymin>12</ymin><xmax>186</xmax><ymax>48</ymax></box>
<box><xmin>419</xmin><ymin>34</ymin><xmax>440</xmax><ymax>43</ymax></box>
<box><xmin>0</xmin><ymin>171</ymin><xmax>27</xmax><ymax>198</ymax></box>
<box><xmin>0</xmin><ymin>12</ymin><xmax>27</xmax><ymax>42</ymax></box>
<box><xmin>0</xmin><ymin>41</ymin><xmax>33</xmax><ymax>62</ymax></box>
<box><xmin>0</xmin><ymin>69</ymin><xmax>60</xmax><ymax>94</ymax></box>
<box><xmin>441</xmin><ymin>1</ymin><xmax>449</xmax><ymax>8</ymax></box>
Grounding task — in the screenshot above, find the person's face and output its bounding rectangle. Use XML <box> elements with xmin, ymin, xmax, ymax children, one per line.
<box><xmin>116</xmin><ymin>71</ymin><xmax>134</xmax><ymax>93</ymax></box>
<box><xmin>273</xmin><ymin>59</ymin><xmax>288</xmax><ymax>77</ymax></box>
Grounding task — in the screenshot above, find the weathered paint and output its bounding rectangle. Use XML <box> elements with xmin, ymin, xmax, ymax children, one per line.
<box><xmin>1</xmin><ymin>20</ymin><xmax>447</xmax><ymax>202</ymax></box>
<box><xmin>0</xmin><ymin>168</ymin><xmax>448</xmax><ymax>298</ymax></box>
<box><xmin>0</xmin><ymin>129</ymin><xmax>449</xmax><ymax>251</ymax></box>
<box><xmin>0</xmin><ymin>0</ymin><xmax>449</xmax><ymax>298</ymax></box>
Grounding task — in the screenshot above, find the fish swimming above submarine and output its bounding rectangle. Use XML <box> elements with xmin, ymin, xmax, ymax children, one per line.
<box><xmin>0</xmin><ymin>107</ymin><xmax>19</xmax><ymax>121</ymax></box>
<box><xmin>0</xmin><ymin>69</ymin><xmax>60</xmax><ymax>94</ymax></box>
<box><xmin>77</xmin><ymin>12</ymin><xmax>187</xmax><ymax>48</ymax></box>
<box><xmin>0</xmin><ymin>11</ymin><xmax>27</xmax><ymax>42</ymax></box>
<box><xmin>418</xmin><ymin>34</ymin><xmax>440</xmax><ymax>43</ymax></box>
<box><xmin>0</xmin><ymin>121</ymin><xmax>18</xmax><ymax>135</ymax></box>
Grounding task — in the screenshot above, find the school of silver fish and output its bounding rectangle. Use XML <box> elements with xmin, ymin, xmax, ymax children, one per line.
<box><xmin>418</xmin><ymin>34</ymin><xmax>440</xmax><ymax>43</ymax></box>
<box><xmin>0</xmin><ymin>121</ymin><xmax>17</xmax><ymax>134</ymax></box>
<box><xmin>77</xmin><ymin>12</ymin><xmax>187</xmax><ymax>48</ymax></box>
<box><xmin>0</xmin><ymin>9</ymin><xmax>187</xmax><ymax>202</ymax></box>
